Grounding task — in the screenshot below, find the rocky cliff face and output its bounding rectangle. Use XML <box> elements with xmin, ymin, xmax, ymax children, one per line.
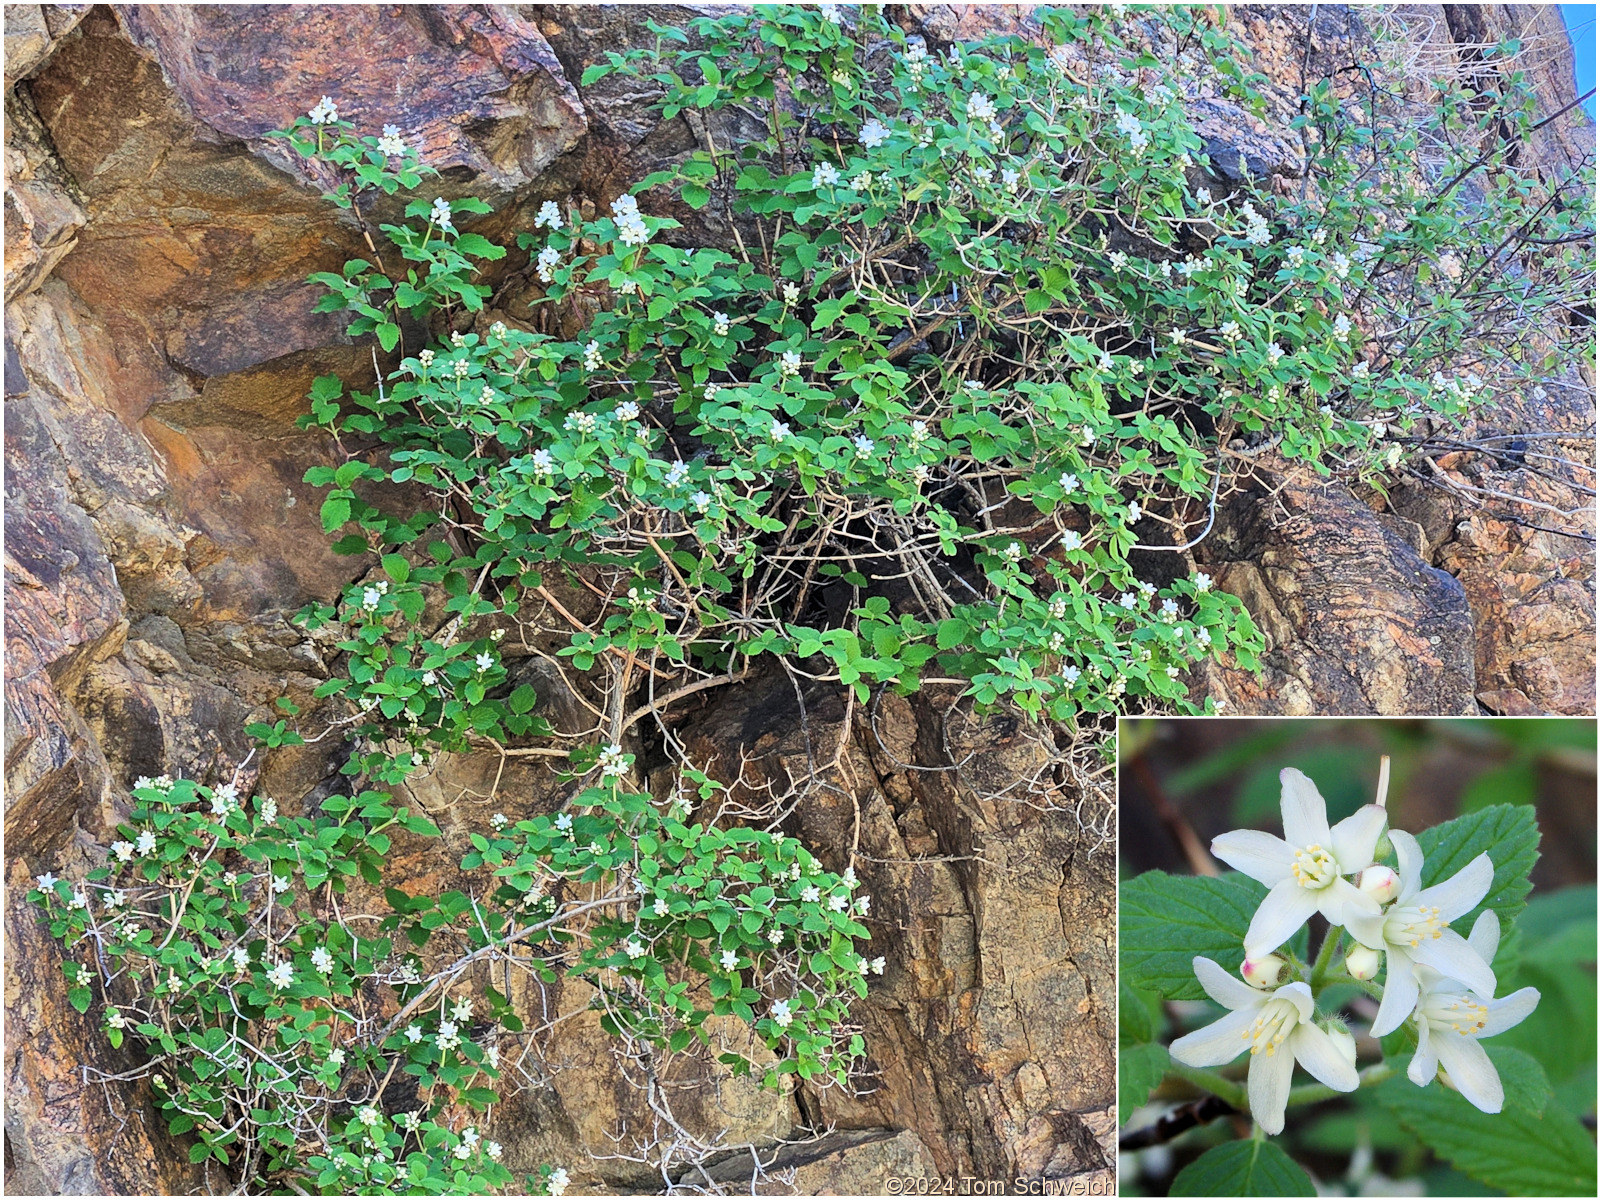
<box><xmin>3</xmin><ymin>4</ymin><xmax>1591</xmax><ymax>1194</ymax></box>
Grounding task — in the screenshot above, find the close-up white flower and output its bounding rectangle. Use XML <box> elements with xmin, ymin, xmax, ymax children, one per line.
<box><xmin>1170</xmin><ymin>957</ymin><xmax>1358</xmax><ymax>1134</ymax></box>
<box><xmin>1210</xmin><ymin>768</ymin><xmax>1387</xmax><ymax>958</ymax></box>
<box><xmin>1368</xmin><ymin>830</ymin><xmax>1496</xmax><ymax>1037</ymax></box>
<box><xmin>1404</xmin><ymin>910</ymin><xmax>1540</xmax><ymax>1114</ymax></box>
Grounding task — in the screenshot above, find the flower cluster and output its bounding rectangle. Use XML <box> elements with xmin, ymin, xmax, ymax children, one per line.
<box><xmin>1172</xmin><ymin>765</ymin><xmax>1539</xmax><ymax>1133</ymax></box>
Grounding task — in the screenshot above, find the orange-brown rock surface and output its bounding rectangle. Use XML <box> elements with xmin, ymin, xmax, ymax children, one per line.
<box><xmin>2</xmin><ymin>3</ymin><xmax>1592</xmax><ymax>1194</ymax></box>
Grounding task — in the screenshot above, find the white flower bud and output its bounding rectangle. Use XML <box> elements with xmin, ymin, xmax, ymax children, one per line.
<box><xmin>1345</xmin><ymin>944</ymin><xmax>1382</xmax><ymax>981</ymax></box>
<box><xmin>1358</xmin><ymin>864</ymin><xmax>1400</xmax><ymax>905</ymax></box>
<box><xmin>1323</xmin><ymin>1020</ymin><xmax>1358</xmax><ymax>1069</ymax></box>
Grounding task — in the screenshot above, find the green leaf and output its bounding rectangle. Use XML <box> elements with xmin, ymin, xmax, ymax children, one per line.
<box><xmin>1169</xmin><ymin>1140</ymin><xmax>1315</xmax><ymax>1196</ymax></box>
<box><xmin>381</xmin><ymin>554</ymin><xmax>410</xmax><ymax>585</ymax></box>
<box><xmin>682</xmin><ymin>183</ymin><xmax>711</xmax><ymax>210</ymax></box>
<box><xmin>1120</xmin><ymin>871</ymin><xmax>1265</xmax><ymax>1000</ymax></box>
<box><xmin>1375</xmin><ymin>1068</ymin><xmax>1595</xmax><ymax>1195</ymax></box>
<box><xmin>1119</xmin><ymin>1042</ymin><xmax>1170</xmax><ymax>1123</ymax></box>
<box><xmin>1119</xmin><ymin>980</ymin><xmax>1157</xmax><ymax>1044</ymax></box>
<box><xmin>1416</xmin><ymin>803</ymin><xmax>1540</xmax><ymax>929</ymax></box>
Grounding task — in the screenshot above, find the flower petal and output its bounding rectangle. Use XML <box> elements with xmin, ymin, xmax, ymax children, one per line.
<box><xmin>1391</xmin><ymin>830</ymin><xmax>1425</xmax><ymax>904</ymax></box>
<box><xmin>1414</xmin><ymin>852</ymin><xmax>1493</xmax><ymax>923</ymax></box>
<box><xmin>1371</xmin><ymin>946</ymin><xmax>1419</xmax><ymax>1038</ymax></box>
<box><xmin>1329</xmin><ymin>804</ymin><xmax>1386</xmax><ymax>873</ymax></box>
<box><xmin>1289</xmin><ymin>1023</ymin><xmax>1359</xmax><ymax>1092</ymax></box>
<box><xmin>1278</xmin><ymin>768</ymin><xmax>1331</xmax><ymax>848</ymax></box>
<box><xmin>1243</xmin><ymin>878</ymin><xmax>1319</xmax><ymax>959</ymax></box>
<box><xmin>1209</xmin><ymin>830</ymin><xmax>1294</xmax><ymax>887</ymax></box>
<box><xmin>1273</xmin><ymin>980</ymin><xmax>1316</xmax><ymax>1023</ymax></box>
<box><xmin>1480</xmin><ymin>986</ymin><xmax>1540</xmax><ymax>1038</ymax></box>
<box><xmin>1169</xmin><ymin>1006</ymin><xmax>1259</xmax><ymax>1068</ymax></box>
<box><xmin>1316</xmin><ymin>876</ymin><xmax>1383</xmax><ymax>946</ymax></box>
<box><xmin>1193</xmin><ymin>956</ymin><xmax>1265</xmax><ymax>1012</ymax></box>
<box><xmin>1247</xmin><ymin>1038</ymin><xmax>1296</xmax><ymax>1135</ymax></box>
<box><xmin>1408</xmin><ymin>1019</ymin><xmax>1438</xmax><ymax>1086</ymax></box>
<box><xmin>1467</xmin><ymin>909</ymin><xmax>1500</xmax><ymax>965</ymax></box>
<box><xmin>1410</xmin><ymin>929</ymin><xmax>1496</xmax><ymax>1000</ymax></box>
<box><xmin>1433</xmin><ymin>1030</ymin><xmax>1503</xmax><ymax>1114</ymax></box>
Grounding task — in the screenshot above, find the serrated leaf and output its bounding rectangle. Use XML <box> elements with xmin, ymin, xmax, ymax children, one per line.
<box><xmin>1170</xmin><ymin>1139</ymin><xmax>1315</xmax><ymax>1196</ymax></box>
<box><xmin>1119</xmin><ymin>1042</ymin><xmax>1170</xmax><ymax>1123</ymax></box>
<box><xmin>1120</xmin><ymin>871</ymin><xmax>1265</xmax><ymax>1000</ymax></box>
<box><xmin>1416</xmin><ymin>803</ymin><xmax>1540</xmax><ymax>929</ymax></box>
<box><xmin>1375</xmin><ymin>1067</ymin><xmax>1594</xmax><ymax>1195</ymax></box>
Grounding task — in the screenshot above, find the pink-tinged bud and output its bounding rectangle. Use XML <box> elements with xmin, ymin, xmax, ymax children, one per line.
<box><xmin>1359</xmin><ymin>865</ymin><xmax>1400</xmax><ymax>904</ymax></box>
<box><xmin>1345</xmin><ymin>945</ymin><xmax>1382</xmax><ymax>981</ymax></box>
<box><xmin>1241</xmin><ymin>954</ymin><xmax>1286</xmax><ymax>989</ymax></box>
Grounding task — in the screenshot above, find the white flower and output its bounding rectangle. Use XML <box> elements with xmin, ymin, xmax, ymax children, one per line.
<box><xmin>475</xmin><ymin>652</ymin><xmax>494</xmax><ymax>672</ymax></box>
<box><xmin>720</xmin><ymin>949</ymin><xmax>738</xmax><ymax>969</ymax></box>
<box><xmin>69</xmin><ymin>889</ymin><xmax>88</xmax><ymax>909</ymax></box>
<box><xmin>768</xmin><ymin>928</ymin><xmax>783</xmax><ymax>944</ymax></box>
<box><xmin>1002</xmin><ymin>167</ymin><xmax>1021</xmax><ymax>193</ymax></box>
<box><xmin>828</xmin><ymin>893</ymin><xmax>849</xmax><ymax>912</ymax></box>
<box><xmin>769</xmin><ymin>419</ymin><xmax>791</xmax><ymax>441</ymax></box>
<box><xmin>1332</xmin><ymin>313</ymin><xmax>1352</xmax><ymax>342</ymax></box>
<box><xmin>266</xmin><ymin>961</ymin><xmax>294</xmax><ymax>989</ymax></box>
<box><xmin>857</xmin><ymin>956</ymin><xmax>871</xmax><ymax>975</ymax></box>
<box><xmin>1196</xmin><ymin>186</ymin><xmax>1212</xmax><ymax>205</ymax></box>
<box><xmin>136</xmin><ymin>831</ymin><xmax>157</xmax><ymax>856</ymax></box>
<box><xmin>232</xmin><ymin>947</ymin><xmax>250</xmax><ymax>972</ymax></box>
<box><xmin>597</xmin><ymin>743</ymin><xmax>627</xmax><ymax>778</ymax></box>
<box><xmin>311</xmin><ymin>947</ymin><xmax>335</xmax><ymax>974</ymax></box>
<box><xmin>453</xmin><ymin>1143</ymin><xmax>472</xmax><ymax>1161</ymax></box>
<box><xmin>1240</xmin><ymin>202</ymin><xmax>1271</xmax><ymax>246</ymax></box>
<box><xmin>1210</xmin><ymin>768</ymin><xmax>1388</xmax><ymax>958</ymax></box>
<box><xmin>358</xmin><ymin>1105</ymin><xmax>382</xmax><ymax>1127</ymax></box>
<box><xmin>611</xmin><ymin>194</ymin><xmax>650</xmax><ymax>246</ymax></box>
<box><xmin>451</xmin><ymin>996</ymin><xmax>473</xmax><ymax>1021</ymax></box>
<box><xmin>690</xmin><ymin>490</ymin><xmax>712</xmax><ymax>512</ymax></box>
<box><xmin>771</xmin><ymin>998</ymin><xmax>793</xmax><ymax>1027</ymax></box>
<box><xmin>966</xmin><ymin>92</ymin><xmax>997</xmax><ymax>123</ymax></box>
<box><xmin>856</xmin><ymin>895</ymin><xmax>871</xmax><ymax>913</ymax></box>
<box><xmin>479</xmin><ymin>385</ymin><xmax>497</xmax><ymax>406</ymax></box>
<box><xmin>548</xmin><ymin>1167</ymin><xmax>571</xmax><ymax>1196</ymax></box>
<box><xmin>536</xmin><ymin>245</ymin><xmax>561</xmax><ymax>283</ymax></box>
<box><xmin>1368</xmin><ymin>831</ymin><xmax>1497</xmax><ymax>1037</ymax></box>
<box><xmin>1170</xmin><ymin>958</ymin><xmax>1358</xmax><ymax>1134</ymax></box>
<box><xmin>812</xmin><ymin>162</ymin><xmax>840</xmax><ymax>190</ymax></box>
<box><xmin>851</xmin><ymin>171</ymin><xmax>872</xmax><ymax>192</ymax></box>
<box><xmin>712</xmin><ymin>311</ymin><xmax>731</xmax><ymax>336</ymax></box>
<box><xmin>653</xmin><ymin>898</ymin><xmax>670</xmax><ymax>917</ymax></box>
<box><xmin>272</xmin><ymin>875</ymin><xmax>291</xmax><ymax>894</ymax></box>
<box><xmin>431</xmin><ymin>197</ymin><xmax>454</xmax><ymax>232</ymax></box>
<box><xmin>871</xmin><ymin>956</ymin><xmax>886</xmax><ymax>975</ymax></box>
<box><xmin>405</xmin><ymin>1024</ymin><xmax>423</xmax><ymax>1043</ymax></box>
<box><xmin>1331</xmin><ymin>251</ymin><xmax>1351</xmax><ymax>279</ymax></box>
<box><xmin>554</xmin><ymin>813</ymin><xmax>573</xmax><ymax>832</ymax></box>
<box><xmin>1266</xmin><ymin>341</ymin><xmax>1285</xmax><ymax>365</ymax></box>
<box><xmin>779</xmin><ymin>349</ymin><xmax>802</xmax><ymax>377</ymax></box>
<box><xmin>1403</xmin><ymin>910</ymin><xmax>1540</xmax><ymax>1113</ymax></box>
<box><xmin>1114</xmin><ymin>109</ymin><xmax>1147</xmax><ymax>151</ymax></box>
<box><xmin>107</xmin><ymin>1008</ymin><xmax>127</xmax><ymax>1030</ymax></box>
<box><xmin>376</xmin><ymin>124</ymin><xmax>408</xmax><ymax>157</ymax></box>
<box><xmin>308</xmin><ymin>95</ymin><xmax>338</xmax><ymax>125</ymax></box>
<box><xmin>614</xmin><ymin>400</ymin><xmax>640</xmax><ymax>422</ymax></box>
<box><xmin>1195</xmin><ymin>572</ymin><xmax>1212</xmax><ymax>593</ymax></box>
<box><xmin>491</xmin><ymin>812</ymin><xmax>508</xmax><ymax>830</ymax></box>
<box><xmin>1119</xmin><ymin>592</ymin><xmax>1137</xmax><ymax>610</ymax></box>
<box><xmin>106</xmin><ymin>889</ymin><xmax>127</xmax><ymax>908</ymax></box>
<box><xmin>327</xmin><ymin>1047</ymin><xmax>346</xmax><ymax>1067</ymax></box>
<box><xmin>487</xmin><ymin>1141</ymin><xmax>503</xmax><ymax>1161</ymax></box>
<box><xmin>853</xmin><ymin>434</ymin><xmax>875</xmax><ymax>459</ymax></box>
<box><xmin>535</xmin><ymin>200</ymin><xmax>563</xmax><ymax>230</ymax></box>
<box><xmin>436</xmin><ymin>1021</ymin><xmax>460</xmax><ymax>1052</ymax></box>
<box><xmin>624</xmin><ymin>938</ymin><xmax>646</xmax><ymax>960</ymax></box>
<box><xmin>111</xmin><ymin>841</ymin><xmax>135</xmax><ymax>862</ymax></box>
<box><xmin>802</xmin><ymin>885</ymin><xmax>821</xmax><ymax>904</ymax></box>
<box><xmin>859</xmin><ymin>117</ymin><xmax>890</xmax><ymax>149</ymax></box>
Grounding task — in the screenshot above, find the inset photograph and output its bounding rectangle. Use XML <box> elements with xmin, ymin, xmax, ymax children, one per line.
<box><xmin>1118</xmin><ymin>718</ymin><xmax>1596</xmax><ymax>1197</ymax></box>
